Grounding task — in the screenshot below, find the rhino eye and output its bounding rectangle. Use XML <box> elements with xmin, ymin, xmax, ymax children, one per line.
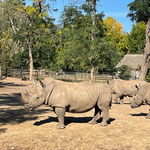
<box><xmin>37</xmin><ymin>97</ymin><xmax>39</xmax><ymax>99</ymax></box>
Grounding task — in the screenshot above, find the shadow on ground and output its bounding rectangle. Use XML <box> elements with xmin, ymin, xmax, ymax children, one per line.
<box><xmin>0</xmin><ymin>80</ymin><xmax>27</xmax><ymax>88</ymax></box>
<box><xmin>130</xmin><ymin>112</ymin><xmax>148</xmax><ymax>117</ymax></box>
<box><xmin>0</xmin><ymin>93</ymin><xmax>51</xmax><ymax>134</ymax></box>
<box><xmin>33</xmin><ymin>116</ymin><xmax>115</xmax><ymax>127</ymax></box>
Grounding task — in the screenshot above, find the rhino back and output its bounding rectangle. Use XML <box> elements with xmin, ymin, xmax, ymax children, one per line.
<box><xmin>47</xmin><ymin>82</ymin><xmax>101</xmax><ymax>113</ymax></box>
<box><xmin>113</xmin><ymin>80</ymin><xmax>146</xmax><ymax>96</ymax></box>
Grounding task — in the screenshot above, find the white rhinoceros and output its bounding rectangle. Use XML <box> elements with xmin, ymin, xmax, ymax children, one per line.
<box><xmin>107</xmin><ymin>79</ymin><xmax>146</xmax><ymax>104</ymax></box>
<box><xmin>128</xmin><ymin>83</ymin><xmax>150</xmax><ymax>119</ymax></box>
<box><xmin>21</xmin><ymin>77</ymin><xmax>112</xmax><ymax>129</ymax></box>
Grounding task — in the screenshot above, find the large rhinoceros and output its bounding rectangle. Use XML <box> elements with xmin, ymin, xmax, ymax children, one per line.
<box><xmin>21</xmin><ymin>77</ymin><xmax>112</xmax><ymax>129</ymax></box>
<box><xmin>128</xmin><ymin>83</ymin><xmax>150</xmax><ymax>119</ymax></box>
<box><xmin>107</xmin><ymin>79</ymin><xmax>146</xmax><ymax>104</ymax></box>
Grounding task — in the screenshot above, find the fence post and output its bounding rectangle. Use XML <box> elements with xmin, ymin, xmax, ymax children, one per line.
<box><xmin>0</xmin><ymin>65</ymin><xmax>1</xmax><ymax>78</ymax></box>
<box><xmin>37</xmin><ymin>71</ymin><xmax>38</xmax><ymax>80</ymax></box>
<box><xmin>6</xmin><ymin>67</ymin><xmax>7</xmax><ymax>77</ymax></box>
<box><xmin>21</xmin><ymin>68</ymin><xmax>22</xmax><ymax>78</ymax></box>
<box><xmin>75</xmin><ymin>73</ymin><xmax>77</xmax><ymax>82</ymax></box>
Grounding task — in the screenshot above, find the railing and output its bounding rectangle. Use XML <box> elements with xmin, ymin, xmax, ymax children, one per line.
<box><xmin>1</xmin><ymin>68</ymin><xmax>118</xmax><ymax>82</ymax></box>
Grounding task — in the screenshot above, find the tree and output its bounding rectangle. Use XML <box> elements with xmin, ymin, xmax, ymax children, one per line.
<box><xmin>127</xmin><ymin>22</ymin><xmax>146</xmax><ymax>54</ymax></box>
<box><xmin>65</xmin><ymin>0</ymin><xmax>100</xmax><ymax>81</ymax></box>
<box><xmin>58</xmin><ymin>5</ymin><xmax>121</xmax><ymax>73</ymax></box>
<box><xmin>11</xmin><ymin>0</ymin><xmax>59</xmax><ymax>80</ymax></box>
<box><xmin>104</xmin><ymin>17</ymin><xmax>128</xmax><ymax>56</ymax></box>
<box><xmin>127</xmin><ymin>0</ymin><xmax>150</xmax><ymax>80</ymax></box>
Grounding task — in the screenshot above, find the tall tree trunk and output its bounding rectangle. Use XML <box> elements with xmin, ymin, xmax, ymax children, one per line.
<box><xmin>27</xmin><ymin>36</ymin><xmax>33</xmax><ymax>81</ymax></box>
<box><xmin>139</xmin><ymin>18</ymin><xmax>150</xmax><ymax>80</ymax></box>
<box><xmin>90</xmin><ymin>0</ymin><xmax>96</xmax><ymax>82</ymax></box>
<box><xmin>89</xmin><ymin>63</ymin><xmax>95</xmax><ymax>82</ymax></box>
<box><xmin>0</xmin><ymin>65</ymin><xmax>1</xmax><ymax>78</ymax></box>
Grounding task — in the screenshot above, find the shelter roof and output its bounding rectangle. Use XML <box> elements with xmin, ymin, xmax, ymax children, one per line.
<box><xmin>115</xmin><ymin>54</ymin><xmax>143</xmax><ymax>69</ymax></box>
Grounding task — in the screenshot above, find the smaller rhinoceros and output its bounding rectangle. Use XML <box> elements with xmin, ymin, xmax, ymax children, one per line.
<box><xmin>128</xmin><ymin>83</ymin><xmax>150</xmax><ymax>119</ymax></box>
<box><xmin>21</xmin><ymin>77</ymin><xmax>112</xmax><ymax>129</ymax></box>
<box><xmin>107</xmin><ymin>79</ymin><xmax>146</xmax><ymax>104</ymax></box>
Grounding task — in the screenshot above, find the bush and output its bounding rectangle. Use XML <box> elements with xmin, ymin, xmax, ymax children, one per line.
<box><xmin>146</xmin><ymin>69</ymin><xmax>150</xmax><ymax>82</ymax></box>
<box><xmin>117</xmin><ymin>65</ymin><xmax>131</xmax><ymax>80</ymax></box>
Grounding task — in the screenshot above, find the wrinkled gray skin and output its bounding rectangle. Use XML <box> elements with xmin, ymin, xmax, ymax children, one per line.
<box><xmin>21</xmin><ymin>77</ymin><xmax>112</xmax><ymax>129</ymax></box>
<box><xmin>107</xmin><ymin>79</ymin><xmax>146</xmax><ymax>104</ymax></box>
<box><xmin>129</xmin><ymin>83</ymin><xmax>150</xmax><ymax>119</ymax></box>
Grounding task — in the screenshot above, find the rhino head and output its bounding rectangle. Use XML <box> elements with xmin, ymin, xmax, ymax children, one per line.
<box><xmin>127</xmin><ymin>84</ymin><xmax>144</xmax><ymax>108</ymax></box>
<box><xmin>128</xmin><ymin>95</ymin><xmax>143</xmax><ymax>108</ymax></box>
<box><xmin>107</xmin><ymin>80</ymin><xmax>115</xmax><ymax>94</ymax></box>
<box><xmin>21</xmin><ymin>79</ymin><xmax>46</xmax><ymax>111</ymax></box>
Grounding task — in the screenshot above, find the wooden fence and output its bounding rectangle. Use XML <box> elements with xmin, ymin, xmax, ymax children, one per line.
<box><xmin>1</xmin><ymin>68</ymin><xmax>117</xmax><ymax>82</ymax></box>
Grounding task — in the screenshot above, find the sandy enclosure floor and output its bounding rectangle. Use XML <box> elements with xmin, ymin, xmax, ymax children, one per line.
<box><xmin>0</xmin><ymin>77</ymin><xmax>150</xmax><ymax>150</ymax></box>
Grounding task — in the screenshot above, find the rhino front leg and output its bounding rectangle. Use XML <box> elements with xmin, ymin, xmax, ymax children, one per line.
<box><xmin>54</xmin><ymin>107</ymin><xmax>66</xmax><ymax>129</ymax></box>
<box><xmin>88</xmin><ymin>106</ymin><xmax>101</xmax><ymax>124</ymax></box>
<box><xmin>100</xmin><ymin>109</ymin><xmax>109</xmax><ymax>127</ymax></box>
<box><xmin>114</xmin><ymin>94</ymin><xmax>123</xmax><ymax>104</ymax></box>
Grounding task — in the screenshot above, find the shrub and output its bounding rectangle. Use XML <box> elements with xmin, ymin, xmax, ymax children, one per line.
<box><xmin>117</xmin><ymin>65</ymin><xmax>131</xmax><ymax>80</ymax></box>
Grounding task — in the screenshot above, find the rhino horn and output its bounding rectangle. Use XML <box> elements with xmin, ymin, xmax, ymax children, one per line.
<box><xmin>21</xmin><ymin>89</ymin><xmax>30</xmax><ymax>103</ymax></box>
<box><xmin>126</xmin><ymin>96</ymin><xmax>130</xmax><ymax>101</ymax></box>
<box><xmin>127</xmin><ymin>96</ymin><xmax>135</xmax><ymax>103</ymax></box>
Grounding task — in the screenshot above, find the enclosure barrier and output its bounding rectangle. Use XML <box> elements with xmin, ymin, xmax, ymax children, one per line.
<box><xmin>1</xmin><ymin>68</ymin><xmax>118</xmax><ymax>82</ymax></box>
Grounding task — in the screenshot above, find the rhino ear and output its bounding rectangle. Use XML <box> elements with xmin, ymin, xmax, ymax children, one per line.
<box><xmin>39</xmin><ymin>80</ymin><xmax>46</xmax><ymax>88</ymax></box>
<box><xmin>135</xmin><ymin>83</ymin><xmax>141</xmax><ymax>91</ymax></box>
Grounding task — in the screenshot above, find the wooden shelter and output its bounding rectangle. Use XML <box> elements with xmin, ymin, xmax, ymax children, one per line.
<box><xmin>115</xmin><ymin>54</ymin><xmax>144</xmax><ymax>79</ymax></box>
<box><xmin>115</xmin><ymin>54</ymin><xmax>143</xmax><ymax>70</ymax></box>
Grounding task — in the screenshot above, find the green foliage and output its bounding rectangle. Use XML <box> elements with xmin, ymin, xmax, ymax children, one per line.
<box><xmin>127</xmin><ymin>0</ymin><xmax>150</xmax><ymax>23</ymax></box>
<box><xmin>117</xmin><ymin>65</ymin><xmax>131</xmax><ymax>80</ymax></box>
<box><xmin>145</xmin><ymin>69</ymin><xmax>150</xmax><ymax>82</ymax></box>
<box><xmin>127</xmin><ymin>22</ymin><xmax>146</xmax><ymax>54</ymax></box>
<box><xmin>58</xmin><ymin>4</ymin><xmax>121</xmax><ymax>72</ymax></box>
<box><xmin>12</xmin><ymin>50</ymin><xmax>28</xmax><ymax>67</ymax></box>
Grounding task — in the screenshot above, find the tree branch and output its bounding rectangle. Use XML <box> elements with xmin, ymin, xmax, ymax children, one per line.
<box><xmin>33</xmin><ymin>1</ymin><xmax>42</xmax><ymax>22</ymax></box>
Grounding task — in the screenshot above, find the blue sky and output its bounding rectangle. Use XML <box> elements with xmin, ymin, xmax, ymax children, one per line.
<box><xmin>51</xmin><ymin>0</ymin><xmax>134</xmax><ymax>33</ymax></box>
<box><xmin>27</xmin><ymin>0</ymin><xmax>134</xmax><ymax>33</ymax></box>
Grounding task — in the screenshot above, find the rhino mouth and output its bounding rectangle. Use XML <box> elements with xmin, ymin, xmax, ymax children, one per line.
<box><xmin>24</xmin><ymin>103</ymin><xmax>34</xmax><ymax>111</ymax></box>
<box><xmin>131</xmin><ymin>103</ymin><xmax>142</xmax><ymax>109</ymax></box>
<box><xmin>131</xmin><ymin>105</ymin><xmax>136</xmax><ymax>108</ymax></box>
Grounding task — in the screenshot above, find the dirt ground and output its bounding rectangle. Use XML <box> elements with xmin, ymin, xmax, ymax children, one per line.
<box><xmin>0</xmin><ymin>77</ymin><xmax>150</xmax><ymax>150</ymax></box>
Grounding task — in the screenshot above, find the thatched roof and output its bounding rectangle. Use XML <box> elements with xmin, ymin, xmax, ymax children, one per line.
<box><xmin>115</xmin><ymin>54</ymin><xmax>143</xmax><ymax>69</ymax></box>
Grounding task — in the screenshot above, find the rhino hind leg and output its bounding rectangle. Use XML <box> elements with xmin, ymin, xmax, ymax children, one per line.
<box><xmin>145</xmin><ymin>110</ymin><xmax>150</xmax><ymax>119</ymax></box>
<box><xmin>53</xmin><ymin>107</ymin><xmax>66</xmax><ymax>129</ymax></box>
<box><xmin>100</xmin><ymin>109</ymin><xmax>110</xmax><ymax>127</ymax></box>
<box><xmin>117</xmin><ymin>96</ymin><xmax>124</xmax><ymax>104</ymax></box>
<box><xmin>88</xmin><ymin>105</ymin><xmax>101</xmax><ymax>124</ymax></box>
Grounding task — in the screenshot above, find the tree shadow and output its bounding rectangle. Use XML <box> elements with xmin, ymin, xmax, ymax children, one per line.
<box><xmin>0</xmin><ymin>80</ymin><xmax>27</xmax><ymax>88</ymax></box>
<box><xmin>0</xmin><ymin>93</ymin><xmax>23</xmax><ymax>106</ymax></box>
<box><xmin>0</xmin><ymin>93</ymin><xmax>51</xmax><ymax>134</ymax></box>
<box><xmin>130</xmin><ymin>113</ymin><xmax>147</xmax><ymax>117</ymax></box>
<box><xmin>33</xmin><ymin>116</ymin><xmax>115</xmax><ymax>127</ymax></box>
<box><xmin>0</xmin><ymin>128</ymin><xmax>7</xmax><ymax>134</ymax></box>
